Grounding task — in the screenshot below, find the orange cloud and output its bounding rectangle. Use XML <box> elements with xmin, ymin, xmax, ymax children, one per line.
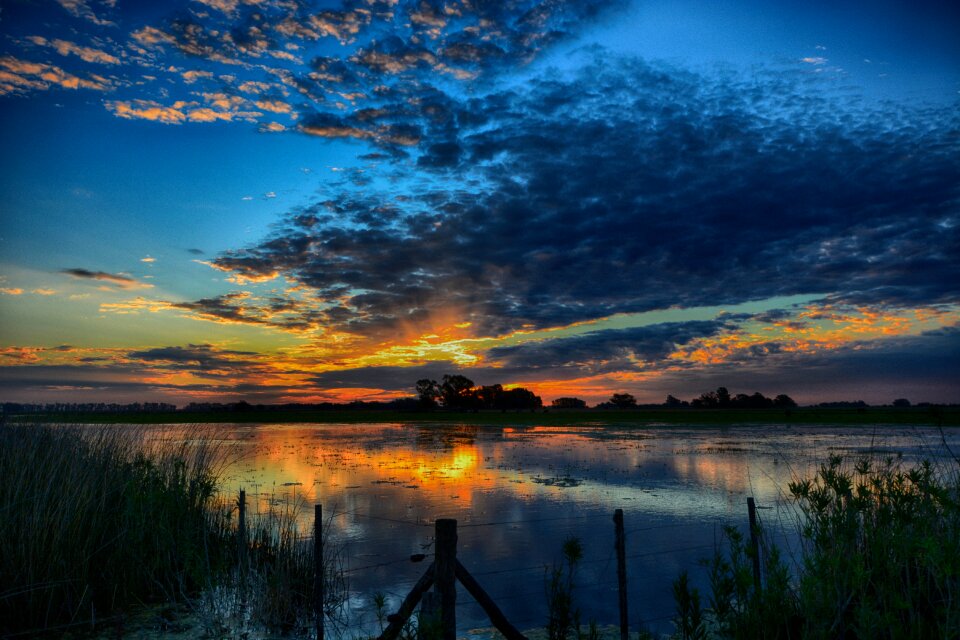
<box><xmin>28</xmin><ymin>37</ymin><xmax>120</xmax><ymax>64</ymax></box>
<box><xmin>0</xmin><ymin>56</ymin><xmax>111</xmax><ymax>95</ymax></box>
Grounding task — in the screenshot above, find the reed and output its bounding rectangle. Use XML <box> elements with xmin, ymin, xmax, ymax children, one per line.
<box><xmin>0</xmin><ymin>422</ymin><xmax>232</xmax><ymax>636</ymax></box>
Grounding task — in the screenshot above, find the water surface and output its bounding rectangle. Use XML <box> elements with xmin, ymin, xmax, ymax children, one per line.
<box><xmin>166</xmin><ymin>422</ymin><xmax>960</xmax><ymax>636</ymax></box>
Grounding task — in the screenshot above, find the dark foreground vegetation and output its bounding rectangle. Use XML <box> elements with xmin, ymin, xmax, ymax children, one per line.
<box><xmin>3</xmin><ymin>422</ymin><xmax>959</xmax><ymax>638</ymax></box>
<box><xmin>0</xmin><ymin>423</ymin><xmax>341</xmax><ymax>638</ymax></box>
<box><xmin>670</xmin><ymin>453</ymin><xmax>960</xmax><ymax>639</ymax></box>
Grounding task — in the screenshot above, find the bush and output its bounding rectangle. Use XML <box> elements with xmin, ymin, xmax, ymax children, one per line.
<box><xmin>790</xmin><ymin>455</ymin><xmax>960</xmax><ymax>639</ymax></box>
<box><xmin>686</xmin><ymin>454</ymin><xmax>960</xmax><ymax>639</ymax></box>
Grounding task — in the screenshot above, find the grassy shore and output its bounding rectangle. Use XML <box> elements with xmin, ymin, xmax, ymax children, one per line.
<box><xmin>0</xmin><ymin>423</ymin><xmax>341</xmax><ymax>638</ymax></box>
<box><xmin>9</xmin><ymin>406</ymin><xmax>959</xmax><ymax>426</ymax></box>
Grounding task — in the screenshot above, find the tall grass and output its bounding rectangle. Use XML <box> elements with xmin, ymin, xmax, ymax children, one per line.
<box><xmin>675</xmin><ymin>453</ymin><xmax>960</xmax><ymax>639</ymax></box>
<box><xmin>0</xmin><ymin>422</ymin><xmax>232</xmax><ymax>636</ymax></box>
<box><xmin>202</xmin><ymin>490</ymin><xmax>348</xmax><ymax>636</ymax></box>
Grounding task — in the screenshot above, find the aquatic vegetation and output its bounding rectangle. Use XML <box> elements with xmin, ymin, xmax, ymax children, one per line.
<box><xmin>0</xmin><ymin>423</ymin><xmax>347</xmax><ymax>638</ymax></box>
<box><xmin>0</xmin><ymin>423</ymin><xmax>232</xmax><ymax>635</ymax></box>
<box><xmin>681</xmin><ymin>453</ymin><xmax>960</xmax><ymax>639</ymax></box>
<box><xmin>545</xmin><ymin>536</ymin><xmax>584</xmax><ymax>640</ymax></box>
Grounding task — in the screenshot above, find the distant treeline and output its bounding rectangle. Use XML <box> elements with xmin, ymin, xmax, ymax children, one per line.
<box><xmin>1</xmin><ymin>387</ymin><xmax>951</xmax><ymax>416</ymax></box>
<box><xmin>1</xmin><ymin>402</ymin><xmax>178</xmax><ymax>414</ymax></box>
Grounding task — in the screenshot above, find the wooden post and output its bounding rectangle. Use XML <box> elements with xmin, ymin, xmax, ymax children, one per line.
<box><xmin>377</xmin><ymin>563</ymin><xmax>436</xmax><ymax>640</ymax></box>
<box><xmin>747</xmin><ymin>497</ymin><xmax>761</xmax><ymax>594</ymax></box>
<box><xmin>434</xmin><ymin>519</ymin><xmax>457</xmax><ymax>640</ymax></box>
<box><xmin>418</xmin><ymin>592</ymin><xmax>440</xmax><ymax>640</ymax></box>
<box><xmin>614</xmin><ymin>509</ymin><xmax>628</xmax><ymax>640</ymax></box>
<box><xmin>315</xmin><ymin>504</ymin><xmax>324</xmax><ymax>640</ymax></box>
<box><xmin>455</xmin><ymin>561</ymin><xmax>527</xmax><ymax>640</ymax></box>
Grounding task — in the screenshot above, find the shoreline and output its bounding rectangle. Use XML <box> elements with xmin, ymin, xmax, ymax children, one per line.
<box><xmin>8</xmin><ymin>406</ymin><xmax>958</xmax><ymax>427</ymax></box>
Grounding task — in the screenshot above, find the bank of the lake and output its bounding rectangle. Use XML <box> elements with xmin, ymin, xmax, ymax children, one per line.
<box><xmin>4</xmin><ymin>421</ymin><xmax>959</xmax><ymax>638</ymax></box>
<box><xmin>7</xmin><ymin>406</ymin><xmax>959</xmax><ymax>426</ymax></box>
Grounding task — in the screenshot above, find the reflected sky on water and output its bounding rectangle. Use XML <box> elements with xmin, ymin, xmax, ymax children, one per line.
<box><xmin>160</xmin><ymin>422</ymin><xmax>960</xmax><ymax>636</ymax></box>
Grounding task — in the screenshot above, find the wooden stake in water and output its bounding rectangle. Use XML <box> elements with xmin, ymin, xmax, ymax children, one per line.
<box><xmin>614</xmin><ymin>509</ymin><xmax>628</xmax><ymax>640</ymax></box>
<box><xmin>315</xmin><ymin>503</ymin><xmax>324</xmax><ymax>640</ymax></box>
<box><xmin>434</xmin><ymin>519</ymin><xmax>457</xmax><ymax>640</ymax></box>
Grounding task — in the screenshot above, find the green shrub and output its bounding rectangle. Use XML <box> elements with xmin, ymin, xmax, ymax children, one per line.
<box><xmin>688</xmin><ymin>454</ymin><xmax>960</xmax><ymax>639</ymax></box>
<box><xmin>790</xmin><ymin>455</ymin><xmax>960</xmax><ymax>639</ymax></box>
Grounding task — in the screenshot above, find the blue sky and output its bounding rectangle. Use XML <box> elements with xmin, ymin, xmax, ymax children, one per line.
<box><xmin>0</xmin><ymin>0</ymin><xmax>957</xmax><ymax>405</ymax></box>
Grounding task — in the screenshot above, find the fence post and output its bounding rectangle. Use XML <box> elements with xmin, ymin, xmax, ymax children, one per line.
<box><xmin>315</xmin><ymin>503</ymin><xmax>323</xmax><ymax>640</ymax></box>
<box><xmin>418</xmin><ymin>592</ymin><xmax>439</xmax><ymax>640</ymax></box>
<box><xmin>747</xmin><ymin>497</ymin><xmax>761</xmax><ymax>594</ymax></box>
<box><xmin>434</xmin><ymin>518</ymin><xmax>457</xmax><ymax>640</ymax></box>
<box><xmin>614</xmin><ymin>509</ymin><xmax>628</xmax><ymax>640</ymax></box>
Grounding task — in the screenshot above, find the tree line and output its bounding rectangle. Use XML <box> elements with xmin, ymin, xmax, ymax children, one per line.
<box><xmin>415</xmin><ymin>374</ymin><xmax>543</xmax><ymax>410</ymax></box>
<box><xmin>562</xmin><ymin>387</ymin><xmax>798</xmax><ymax>410</ymax></box>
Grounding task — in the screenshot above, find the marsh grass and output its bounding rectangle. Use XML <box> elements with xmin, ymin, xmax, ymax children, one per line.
<box><xmin>203</xmin><ymin>490</ymin><xmax>348</xmax><ymax>636</ymax></box>
<box><xmin>678</xmin><ymin>452</ymin><xmax>960</xmax><ymax>639</ymax></box>
<box><xmin>0</xmin><ymin>422</ymin><xmax>233</xmax><ymax>636</ymax></box>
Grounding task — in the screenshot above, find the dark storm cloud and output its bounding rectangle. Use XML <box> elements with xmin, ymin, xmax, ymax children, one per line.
<box><xmin>62</xmin><ymin>268</ymin><xmax>135</xmax><ymax>283</ymax></box>
<box><xmin>61</xmin><ymin>268</ymin><xmax>150</xmax><ymax>289</ymax></box>
<box><xmin>644</xmin><ymin>325</ymin><xmax>960</xmax><ymax>404</ymax></box>
<box><xmin>128</xmin><ymin>344</ymin><xmax>259</xmax><ymax>369</ymax></box>
<box><xmin>486</xmin><ymin>321</ymin><xmax>732</xmax><ymax>372</ymax></box>
<box><xmin>206</xmin><ymin>56</ymin><xmax>960</xmax><ymax>340</ymax></box>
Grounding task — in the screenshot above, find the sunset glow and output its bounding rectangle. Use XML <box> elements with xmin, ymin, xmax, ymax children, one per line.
<box><xmin>1</xmin><ymin>0</ymin><xmax>958</xmax><ymax>405</ymax></box>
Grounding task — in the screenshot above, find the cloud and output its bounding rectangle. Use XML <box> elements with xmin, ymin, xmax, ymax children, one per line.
<box><xmin>61</xmin><ymin>268</ymin><xmax>153</xmax><ymax>289</ymax></box>
<box><xmin>485</xmin><ymin>321</ymin><xmax>733</xmax><ymax>374</ymax></box>
<box><xmin>200</xmin><ymin>57</ymin><xmax>959</xmax><ymax>344</ymax></box>
<box><xmin>55</xmin><ymin>0</ymin><xmax>115</xmax><ymax>27</ymax></box>
<box><xmin>0</xmin><ymin>288</ymin><xmax>24</xmax><ymax>295</ymax></box>
<box><xmin>127</xmin><ymin>344</ymin><xmax>260</xmax><ymax>373</ymax></box>
<box><xmin>107</xmin><ymin>99</ymin><xmax>188</xmax><ymax>123</ymax></box>
<box><xmin>0</xmin><ymin>56</ymin><xmax>112</xmax><ymax>95</ymax></box>
<box><xmin>643</xmin><ymin>326</ymin><xmax>960</xmax><ymax>404</ymax></box>
<box><xmin>106</xmin><ymin>95</ymin><xmax>262</xmax><ymax>124</ymax></box>
<box><xmin>27</xmin><ymin>37</ymin><xmax>120</xmax><ymax>64</ymax></box>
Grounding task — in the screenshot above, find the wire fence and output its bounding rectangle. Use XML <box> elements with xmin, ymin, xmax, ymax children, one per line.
<box><xmin>306</xmin><ymin>499</ymin><xmax>797</xmax><ymax>639</ymax></box>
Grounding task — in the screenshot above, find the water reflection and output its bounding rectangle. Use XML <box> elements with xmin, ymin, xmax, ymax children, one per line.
<box><xmin>155</xmin><ymin>423</ymin><xmax>960</xmax><ymax>636</ymax></box>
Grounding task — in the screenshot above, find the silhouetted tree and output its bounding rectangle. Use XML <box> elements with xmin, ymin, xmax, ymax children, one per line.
<box><xmin>500</xmin><ymin>387</ymin><xmax>543</xmax><ymax>410</ymax></box>
<box><xmin>664</xmin><ymin>395</ymin><xmax>683</xmax><ymax>407</ymax></box>
<box><xmin>440</xmin><ymin>374</ymin><xmax>475</xmax><ymax>409</ymax></box>
<box><xmin>476</xmin><ymin>384</ymin><xmax>504</xmax><ymax>409</ymax></box>
<box><xmin>416</xmin><ymin>378</ymin><xmax>440</xmax><ymax>409</ymax></box>
<box><xmin>773</xmin><ymin>394</ymin><xmax>797</xmax><ymax>408</ymax></box>
<box><xmin>691</xmin><ymin>391</ymin><xmax>719</xmax><ymax>408</ymax></box>
<box><xmin>893</xmin><ymin>398</ymin><xmax>911</xmax><ymax>408</ymax></box>
<box><xmin>609</xmin><ymin>393</ymin><xmax>637</xmax><ymax>409</ymax></box>
<box><xmin>552</xmin><ymin>397</ymin><xmax>587</xmax><ymax>409</ymax></box>
<box><xmin>716</xmin><ymin>386</ymin><xmax>731</xmax><ymax>408</ymax></box>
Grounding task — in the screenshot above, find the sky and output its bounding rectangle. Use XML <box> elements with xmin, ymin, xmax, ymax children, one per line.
<box><xmin>0</xmin><ymin>0</ymin><xmax>958</xmax><ymax>407</ymax></box>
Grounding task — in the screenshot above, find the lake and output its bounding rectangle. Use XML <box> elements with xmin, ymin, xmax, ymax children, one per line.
<box><xmin>166</xmin><ymin>422</ymin><xmax>960</xmax><ymax>636</ymax></box>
